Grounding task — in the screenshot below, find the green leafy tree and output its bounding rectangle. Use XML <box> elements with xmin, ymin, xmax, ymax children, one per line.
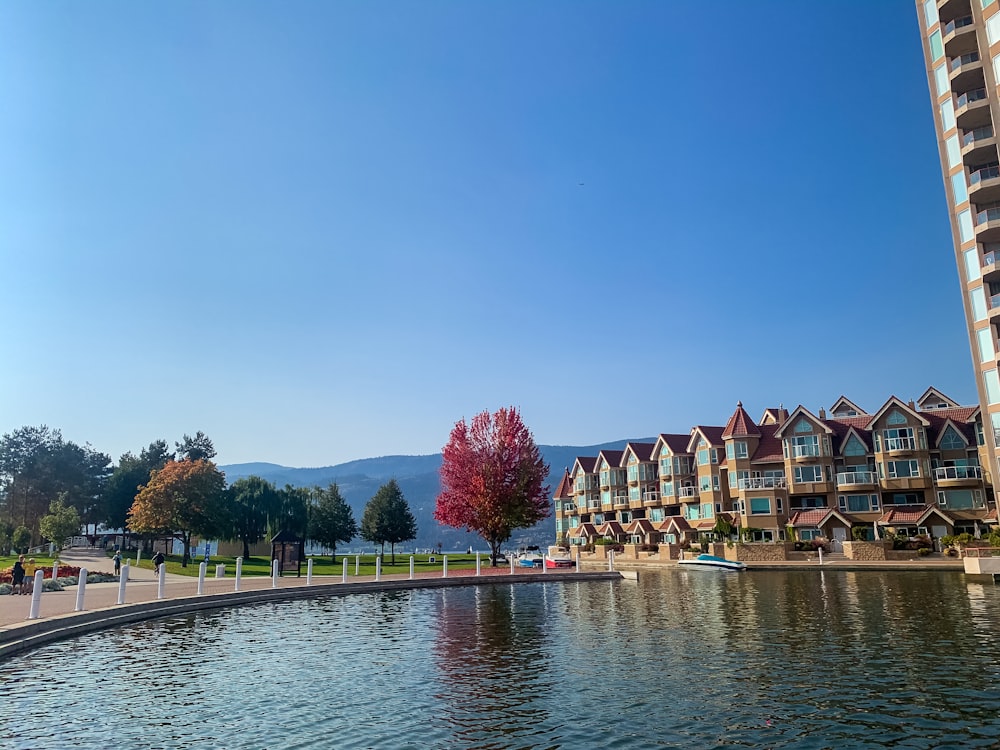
<box><xmin>128</xmin><ymin>459</ymin><xmax>228</xmax><ymax>566</ymax></box>
<box><xmin>226</xmin><ymin>476</ymin><xmax>280</xmax><ymax>558</ymax></box>
<box><xmin>39</xmin><ymin>494</ymin><xmax>82</xmax><ymax>551</ymax></box>
<box><xmin>176</xmin><ymin>431</ymin><xmax>217</xmax><ymax>462</ymax></box>
<box><xmin>103</xmin><ymin>440</ymin><xmax>173</xmax><ymax>548</ymax></box>
<box><xmin>272</xmin><ymin>485</ymin><xmax>310</xmax><ymax>540</ymax></box>
<box><xmin>361</xmin><ymin>479</ymin><xmax>417</xmax><ymax>565</ymax></box>
<box><xmin>12</xmin><ymin>525</ymin><xmax>31</xmax><ymax>554</ymax></box>
<box><xmin>308</xmin><ymin>482</ymin><xmax>357</xmax><ymax>563</ymax></box>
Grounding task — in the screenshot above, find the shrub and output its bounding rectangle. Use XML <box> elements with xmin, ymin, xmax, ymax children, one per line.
<box><xmin>852</xmin><ymin>526</ymin><xmax>870</xmax><ymax>541</ymax></box>
<box><xmin>917</xmin><ymin>547</ymin><xmax>933</xmax><ymax>556</ymax></box>
<box><xmin>946</xmin><ymin>548</ymin><xmax>959</xmax><ymax>557</ymax></box>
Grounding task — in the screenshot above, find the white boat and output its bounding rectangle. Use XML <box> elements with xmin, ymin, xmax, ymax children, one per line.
<box><xmin>545</xmin><ymin>547</ymin><xmax>575</xmax><ymax>569</ymax></box>
<box><xmin>677</xmin><ymin>553</ymin><xmax>746</xmax><ymax>571</ymax></box>
<box><xmin>516</xmin><ymin>547</ymin><xmax>544</xmax><ymax>568</ymax></box>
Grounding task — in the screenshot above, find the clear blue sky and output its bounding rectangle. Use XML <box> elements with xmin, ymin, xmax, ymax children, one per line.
<box><xmin>0</xmin><ymin>1</ymin><xmax>972</xmax><ymax>468</ymax></box>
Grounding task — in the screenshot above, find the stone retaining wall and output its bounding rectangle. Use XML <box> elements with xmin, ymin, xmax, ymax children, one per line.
<box><xmin>843</xmin><ymin>541</ymin><xmax>887</xmax><ymax>561</ymax></box>
<box><xmin>725</xmin><ymin>543</ymin><xmax>789</xmax><ymax>562</ymax></box>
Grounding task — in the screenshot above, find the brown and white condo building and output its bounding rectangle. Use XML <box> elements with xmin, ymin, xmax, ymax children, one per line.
<box><xmin>554</xmin><ymin>389</ymin><xmax>995</xmax><ymax>548</ymax></box>
<box><xmin>917</xmin><ymin>0</ymin><xmax>1000</xmax><ymax>486</ymax></box>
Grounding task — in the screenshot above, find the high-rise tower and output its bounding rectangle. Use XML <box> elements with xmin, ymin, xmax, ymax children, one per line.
<box><xmin>917</xmin><ymin>0</ymin><xmax>1000</xmax><ymax>482</ymax></box>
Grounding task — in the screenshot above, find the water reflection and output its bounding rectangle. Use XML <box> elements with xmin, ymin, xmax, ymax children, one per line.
<box><xmin>2</xmin><ymin>572</ymin><xmax>1000</xmax><ymax>749</ymax></box>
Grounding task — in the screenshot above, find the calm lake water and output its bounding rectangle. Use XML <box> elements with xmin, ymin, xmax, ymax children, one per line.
<box><xmin>2</xmin><ymin>569</ymin><xmax>1000</xmax><ymax>749</ymax></box>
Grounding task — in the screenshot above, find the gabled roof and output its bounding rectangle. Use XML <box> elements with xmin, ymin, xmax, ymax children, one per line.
<box><xmin>929</xmin><ymin>416</ymin><xmax>972</xmax><ymax>448</ymax></box>
<box><xmin>626</xmin><ymin>518</ymin><xmax>656</xmax><ymax>535</ymax></box>
<box><xmin>660</xmin><ymin>516</ymin><xmax>692</xmax><ymax>534</ymax></box>
<box><xmin>749</xmin><ymin>423</ymin><xmax>784</xmax><ymax>464</ymax></box>
<box><xmin>653</xmin><ymin>433</ymin><xmax>692</xmax><ymax>457</ymax></box>
<box><xmin>597</xmin><ymin>521</ymin><xmax>625</xmax><ymax>538</ymax></box>
<box><xmin>758</xmin><ymin>407</ymin><xmax>789</xmax><ymax>426</ymax></box>
<box><xmin>865</xmin><ymin>396</ymin><xmax>930</xmax><ymax>429</ymax></box>
<box><xmin>622</xmin><ymin>442</ymin><xmax>657</xmax><ymax>464</ymax></box>
<box><xmin>722</xmin><ymin>401</ymin><xmax>761</xmax><ymax>439</ymax></box>
<box><xmin>824</xmin><ymin>421</ymin><xmax>873</xmax><ymax>453</ymax></box>
<box><xmin>830</xmin><ymin>396</ymin><xmax>868</xmax><ymax>417</ymax></box>
<box><xmin>774</xmin><ymin>405</ymin><xmax>834</xmax><ymax>438</ymax></box>
<box><xmin>594</xmin><ymin>450</ymin><xmax>624</xmax><ymax>471</ymax></box>
<box><xmin>570</xmin><ymin>522</ymin><xmax>598</xmax><ymax>538</ymax></box>
<box><xmin>916</xmin><ymin>386</ymin><xmax>960</xmax><ymax>411</ymax></box>
<box><xmin>686</xmin><ymin>426</ymin><xmax>726</xmax><ymax>453</ymax></box>
<box><xmin>571</xmin><ymin>456</ymin><xmax>597</xmax><ymax>474</ymax></box>
<box><xmin>553</xmin><ymin>470</ymin><xmax>574</xmax><ymax>499</ymax></box>
<box><xmin>876</xmin><ymin>505</ymin><xmax>952</xmax><ymax>526</ymax></box>
<box><xmin>788</xmin><ymin>508</ymin><xmax>853</xmax><ymax>528</ymax></box>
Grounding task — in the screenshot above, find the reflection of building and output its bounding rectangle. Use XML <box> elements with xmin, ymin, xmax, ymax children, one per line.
<box><xmin>554</xmin><ymin>388</ymin><xmax>995</xmax><ymax>546</ymax></box>
<box><xmin>916</xmin><ymin>2</ymin><xmax>1000</xmax><ymax>489</ymax></box>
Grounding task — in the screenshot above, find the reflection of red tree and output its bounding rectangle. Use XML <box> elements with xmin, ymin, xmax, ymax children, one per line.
<box><xmin>432</xmin><ymin>585</ymin><xmax>555</xmax><ymax>747</ymax></box>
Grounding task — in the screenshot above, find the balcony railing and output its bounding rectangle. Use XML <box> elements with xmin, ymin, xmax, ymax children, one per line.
<box><xmin>964</xmin><ymin>126</ymin><xmax>995</xmax><ymax>147</ymax></box>
<box><xmin>934</xmin><ymin>466</ymin><xmax>982</xmax><ymax>480</ymax></box>
<box><xmin>971</xmin><ymin>165</ymin><xmax>1000</xmax><ymax>185</ymax></box>
<box><xmin>560</xmin><ymin>503</ymin><xmax>577</xmax><ymax>513</ymax></box>
<box><xmin>884</xmin><ymin>436</ymin><xmax>916</xmax><ymax>451</ymax></box>
<box><xmin>978</xmin><ymin>207</ymin><xmax>1000</xmax><ymax>225</ymax></box>
<box><xmin>791</xmin><ymin>445</ymin><xmax>821</xmax><ymax>458</ymax></box>
<box><xmin>737</xmin><ymin>477</ymin><xmax>786</xmax><ymax>490</ymax></box>
<box><xmin>958</xmin><ymin>88</ymin><xmax>988</xmax><ymax>108</ymax></box>
<box><xmin>951</xmin><ymin>51</ymin><xmax>981</xmax><ymax>71</ymax></box>
<box><xmin>642</xmin><ymin>491</ymin><xmax>659</xmax><ymax>503</ymax></box>
<box><xmin>613</xmin><ymin>494</ymin><xmax>629</xmax><ymax>506</ymax></box>
<box><xmin>836</xmin><ymin>471</ymin><xmax>876</xmax><ymax>485</ymax></box>
<box><xmin>678</xmin><ymin>487</ymin><xmax>699</xmax><ymax>498</ymax></box>
<box><xmin>944</xmin><ymin>16</ymin><xmax>974</xmax><ymax>35</ymax></box>
<box><xmin>984</xmin><ymin>250</ymin><xmax>1000</xmax><ymax>268</ymax></box>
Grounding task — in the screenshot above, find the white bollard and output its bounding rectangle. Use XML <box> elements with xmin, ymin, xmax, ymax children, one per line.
<box><xmin>442</xmin><ymin>555</ymin><xmax>448</xmax><ymax>578</ymax></box>
<box><xmin>27</xmin><ymin>570</ymin><xmax>44</xmax><ymax>619</ymax></box>
<box><xmin>214</xmin><ymin>564</ymin><xmax>225</xmax><ymax>578</ymax></box>
<box><xmin>375</xmin><ymin>557</ymin><xmax>381</xmax><ymax>582</ymax></box>
<box><xmin>476</xmin><ymin>552</ymin><xmax>481</xmax><ymax>576</ymax></box>
<box><xmin>342</xmin><ymin>558</ymin><xmax>348</xmax><ymax>583</ymax></box>
<box><xmin>157</xmin><ymin>561</ymin><xmax>166</xmax><ymax>599</ymax></box>
<box><xmin>52</xmin><ymin>561</ymin><xmax>59</xmax><ymax>580</ymax></box>
<box><xmin>135</xmin><ymin>550</ymin><xmax>141</xmax><ymax>568</ymax></box>
<box><xmin>609</xmin><ymin>550</ymin><xmax>615</xmax><ymax>571</ymax></box>
<box><xmin>409</xmin><ymin>555</ymin><xmax>414</xmax><ymax>580</ymax></box>
<box><xmin>510</xmin><ymin>556</ymin><xmax>515</xmax><ymax>574</ymax></box>
<box><xmin>819</xmin><ymin>547</ymin><xmax>824</xmax><ymax>566</ymax></box>
<box><xmin>235</xmin><ymin>557</ymin><xmax>243</xmax><ymax>591</ymax></box>
<box><xmin>576</xmin><ymin>548</ymin><xmax>581</xmax><ymax>570</ymax></box>
<box><xmin>74</xmin><ymin>567</ymin><xmax>88</xmax><ymax>612</ymax></box>
<box><xmin>307</xmin><ymin>557</ymin><xmax>313</xmax><ymax>585</ymax></box>
<box><xmin>542</xmin><ymin>555</ymin><xmax>548</xmax><ymax>574</ymax></box>
<box><xmin>197</xmin><ymin>562</ymin><xmax>207</xmax><ymax>595</ymax></box>
<box><xmin>272</xmin><ymin>559</ymin><xmax>279</xmax><ymax>588</ymax></box>
<box><xmin>355</xmin><ymin>555</ymin><xmax>360</xmax><ymax>576</ymax></box>
<box><xmin>117</xmin><ymin>563</ymin><xmax>129</xmax><ymax>604</ymax></box>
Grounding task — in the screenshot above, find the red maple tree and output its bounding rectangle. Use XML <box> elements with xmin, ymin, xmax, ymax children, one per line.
<box><xmin>435</xmin><ymin>407</ymin><xmax>550</xmax><ymax>564</ymax></box>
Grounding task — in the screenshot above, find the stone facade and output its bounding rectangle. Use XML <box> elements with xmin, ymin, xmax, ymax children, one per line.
<box><xmin>725</xmin><ymin>543</ymin><xmax>789</xmax><ymax>562</ymax></box>
<box><xmin>842</xmin><ymin>541</ymin><xmax>887</xmax><ymax>561</ymax></box>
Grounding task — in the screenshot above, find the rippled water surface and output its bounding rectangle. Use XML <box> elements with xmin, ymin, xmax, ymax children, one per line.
<box><xmin>3</xmin><ymin>570</ymin><xmax>1000</xmax><ymax>749</ymax></box>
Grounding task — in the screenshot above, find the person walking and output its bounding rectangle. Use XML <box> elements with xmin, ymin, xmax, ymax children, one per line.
<box><xmin>113</xmin><ymin>551</ymin><xmax>122</xmax><ymax>577</ymax></box>
<box><xmin>152</xmin><ymin>551</ymin><xmax>165</xmax><ymax>575</ymax></box>
<box><xmin>11</xmin><ymin>555</ymin><xmax>25</xmax><ymax>594</ymax></box>
<box><xmin>22</xmin><ymin>558</ymin><xmax>37</xmax><ymax>595</ymax></box>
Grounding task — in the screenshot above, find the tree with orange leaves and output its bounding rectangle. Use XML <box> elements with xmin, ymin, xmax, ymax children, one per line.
<box><xmin>435</xmin><ymin>407</ymin><xmax>550</xmax><ymax>566</ymax></box>
<box><xmin>128</xmin><ymin>458</ymin><xmax>227</xmax><ymax>567</ymax></box>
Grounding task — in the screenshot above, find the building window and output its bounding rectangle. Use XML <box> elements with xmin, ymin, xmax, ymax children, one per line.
<box><xmin>979</xmin><ymin>327</ymin><xmax>996</xmax><ymax>363</ymax></box>
<box><xmin>940</xmin><ymin>426</ymin><xmax>965</xmax><ymax>450</ymax></box>
<box><xmin>794</xmin><ymin>465</ymin><xmax>824</xmax><ymax>483</ymax></box>
<box><xmin>954</xmin><ymin>173</ymin><xmax>969</xmax><ymax>206</ymax></box>
<box><xmin>986</xmin><ymin>369</ymin><xmax>1000</xmax><ymax>405</ymax></box>
<box><xmin>966</xmin><ymin>248</ymin><xmax>983</xmax><ymax>282</ymax></box>
<box><xmin>650</xmin><ymin>508</ymin><xmax>664</xmax><ymax>522</ymax></box>
<box><xmin>887</xmin><ymin>410</ymin><xmax>908</xmax><ymax>426</ymax></box>
<box><xmin>989</xmin><ymin>13</ymin><xmax>1000</xmax><ymax>46</ymax></box>
<box><xmin>941</xmin><ymin>98</ymin><xmax>956</xmax><ymax>132</ymax></box>
<box><xmin>701</xmin><ymin>503</ymin><xmax>714</xmax><ymax>519</ymax></box>
<box><xmin>924</xmin><ymin>0</ymin><xmax>938</xmax><ymax>26</ymax></box>
<box><xmin>791</xmin><ymin>496</ymin><xmax>826</xmax><ymax>509</ymax></box>
<box><xmin>697</xmin><ymin>449</ymin><xmax>709</xmax><ymax>465</ymax></box>
<box><xmin>934</xmin><ymin>64</ymin><xmax>949</xmax><ymax>98</ymax></box>
<box><xmin>735</xmin><ymin>441</ymin><xmax>748</xmax><ymax>458</ymax></box>
<box><xmin>986</xmin><ymin>0</ymin><xmax>997</xmax><ymax>9</ymax></box>
<box><xmin>712</xmin><ymin>475</ymin><xmax>720</xmax><ymax>490</ymax></box>
<box><xmin>729</xmin><ymin>472</ymin><xmax>738</xmax><ymax>488</ymax></box>
<box><xmin>959</xmin><ymin>209</ymin><xmax>974</xmax><ymax>243</ymax></box>
<box><xmin>662</xmin><ymin>481</ymin><xmax>674</xmax><ymax>497</ymax></box>
<box><xmin>972</xmin><ymin>287</ymin><xmax>988</xmax><ymax>322</ymax></box>
<box><xmin>700</xmin><ymin>476</ymin><xmax>711</xmax><ymax>492</ymax></box>
<box><xmin>749</xmin><ymin>498</ymin><xmax>770</xmax><ymax>515</ymax></box>
<box><xmin>946</xmin><ymin>135</ymin><xmax>962</xmax><ymax>168</ymax></box>
<box><xmin>843</xmin><ymin>435</ymin><xmax>867</xmax><ymax>456</ymax></box>
<box><xmin>839</xmin><ymin>494</ymin><xmax>875</xmax><ymax>512</ymax></box>
<box><xmin>799</xmin><ymin>528</ymin><xmax>822</xmax><ymax>541</ymax></box>
<box><xmin>786</xmin><ymin>435</ymin><xmax>820</xmax><ymax>458</ymax></box>
<box><xmin>711</xmin><ymin>449</ymin><xmax>719</xmax><ymax>464</ymax></box>
<box><xmin>794</xmin><ymin>419</ymin><xmax>813</xmax><ymax>433</ymax></box>
<box><xmin>937</xmin><ymin>490</ymin><xmax>985</xmax><ymax>509</ymax></box>
<box><xmin>887</xmin><ymin>460</ymin><xmax>920</xmax><ymax>478</ymax></box>
<box><xmin>726</xmin><ymin>443</ymin><xmax>734</xmax><ymax>459</ymax></box>
<box><xmin>929</xmin><ymin>30</ymin><xmax>943</xmax><ymax>61</ymax></box>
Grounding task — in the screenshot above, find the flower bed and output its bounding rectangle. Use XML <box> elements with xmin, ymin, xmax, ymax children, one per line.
<box><xmin>0</xmin><ymin>564</ymin><xmax>91</xmax><ymax>583</ymax></box>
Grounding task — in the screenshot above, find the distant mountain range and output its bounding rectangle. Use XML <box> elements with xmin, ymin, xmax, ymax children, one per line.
<box><xmin>220</xmin><ymin>439</ymin><xmax>652</xmax><ymax>551</ymax></box>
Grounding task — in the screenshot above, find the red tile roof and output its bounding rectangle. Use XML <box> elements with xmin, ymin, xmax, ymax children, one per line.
<box><xmin>570</xmin><ymin>522</ymin><xmax>597</xmax><ymax>538</ymax></box>
<box><xmin>598</xmin><ymin>521</ymin><xmax>625</xmax><ymax>537</ymax></box>
<box><xmin>573</xmin><ymin>456</ymin><xmax>597</xmax><ymax>473</ymax></box>
<box><xmin>750</xmin><ymin>423</ymin><xmax>784</xmax><ymax>464</ymax></box>
<box><xmin>789</xmin><ymin>509</ymin><xmax>832</xmax><ymax>527</ymax></box>
<box><xmin>877</xmin><ymin>505</ymin><xmax>929</xmax><ymax>525</ymax></box>
<box><xmin>656</xmin><ymin>434</ymin><xmax>692</xmax><ymax>455</ymax></box>
<box><xmin>623</xmin><ymin>442</ymin><xmax>657</xmax><ymax>462</ymax></box>
<box><xmin>627</xmin><ymin>519</ymin><xmax>656</xmax><ymax>535</ymax></box>
<box><xmin>595</xmin><ymin>450</ymin><xmax>624</xmax><ymax>469</ymax></box>
<box><xmin>660</xmin><ymin>517</ymin><xmax>692</xmax><ymax>533</ymax></box>
<box><xmin>553</xmin><ymin>470</ymin><xmax>574</xmax><ymax>499</ymax></box>
<box><xmin>723</xmin><ymin>401</ymin><xmax>761</xmax><ymax>439</ymax></box>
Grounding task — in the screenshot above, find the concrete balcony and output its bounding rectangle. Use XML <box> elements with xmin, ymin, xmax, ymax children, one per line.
<box><xmin>642</xmin><ymin>491</ymin><xmax>660</xmax><ymax>506</ymax></box>
<box><xmin>882</xmin><ymin>437</ymin><xmax>917</xmax><ymax>454</ymax></box>
<box><xmin>961</xmin><ymin>126</ymin><xmax>997</xmax><ymax>162</ymax></box>
<box><xmin>677</xmin><ymin>486</ymin><xmax>699</xmax><ymax>499</ymax></box>
<box><xmin>969</xmin><ymin>165</ymin><xmax>1000</xmax><ymax>202</ymax></box>
<box><xmin>957</xmin><ymin>88</ymin><xmax>991</xmax><ymax>130</ymax></box>
<box><xmin>738</xmin><ymin>477</ymin><xmax>786</xmax><ymax>490</ymax></box>
<box><xmin>950</xmin><ymin>51</ymin><xmax>984</xmax><ymax>91</ymax></box>
<box><xmin>613</xmin><ymin>495</ymin><xmax>630</xmax><ymax>509</ymax></box>
<box><xmin>943</xmin><ymin>15</ymin><xmax>978</xmax><ymax>57</ymax></box>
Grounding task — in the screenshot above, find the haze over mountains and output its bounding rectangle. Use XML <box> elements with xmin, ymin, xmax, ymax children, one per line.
<box><xmin>220</xmin><ymin>439</ymin><xmax>652</xmax><ymax>550</ymax></box>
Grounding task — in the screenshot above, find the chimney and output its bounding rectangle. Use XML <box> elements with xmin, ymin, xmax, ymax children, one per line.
<box><xmin>819</xmin><ymin>407</ymin><xmax>826</xmax><ymax>419</ymax></box>
<box><xmin>907</xmin><ymin>400</ymin><xmax>916</xmax><ymax>410</ymax></box>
